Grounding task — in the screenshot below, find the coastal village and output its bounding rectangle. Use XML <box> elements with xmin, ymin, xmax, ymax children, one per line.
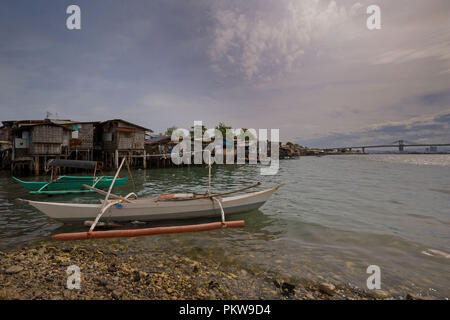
<box><xmin>0</xmin><ymin>118</ymin><xmax>358</xmax><ymax>175</ymax></box>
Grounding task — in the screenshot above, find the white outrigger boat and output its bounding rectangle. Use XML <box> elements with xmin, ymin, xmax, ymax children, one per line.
<box><xmin>22</xmin><ymin>184</ymin><xmax>279</xmax><ymax>223</ymax></box>
<box><xmin>19</xmin><ymin>156</ymin><xmax>281</xmax><ymax>240</ymax></box>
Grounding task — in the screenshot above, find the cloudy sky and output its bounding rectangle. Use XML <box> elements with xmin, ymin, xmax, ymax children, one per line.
<box><xmin>1</xmin><ymin>0</ymin><xmax>449</xmax><ymax>147</ymax></box>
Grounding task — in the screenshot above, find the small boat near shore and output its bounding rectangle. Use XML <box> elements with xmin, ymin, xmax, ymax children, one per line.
<box><xmin>21</xmin><ymin>184</ymin><xmax>280</xmax><ymax>223</ymax></box>
<box><xmin>13</xmin><ymin>159</ymin><xmax>128</xmax><ymax>194</ymax></box>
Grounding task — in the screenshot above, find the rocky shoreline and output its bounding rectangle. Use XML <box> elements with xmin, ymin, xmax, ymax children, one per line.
<box><xmin>0</xmin><ymin>240</ymin><xmax>437</xmax><ymax>300</ymax></box>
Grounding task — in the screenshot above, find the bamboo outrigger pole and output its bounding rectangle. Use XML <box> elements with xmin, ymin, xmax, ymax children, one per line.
<box><xmin>52</xmin><ymin>221</ymin><xmax>245</xmax><ymax>241</ymax></box>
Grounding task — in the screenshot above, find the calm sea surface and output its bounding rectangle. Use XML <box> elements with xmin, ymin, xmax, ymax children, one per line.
<box><xmin>0</xmin><ymin>154</ymin><xmax>449</xmax><ymax>297</ymax></box>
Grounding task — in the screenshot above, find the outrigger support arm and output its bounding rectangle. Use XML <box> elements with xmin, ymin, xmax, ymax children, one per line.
<box><xmin>89</xmin><ymin>201</ymin><xmax>116</xmax><ymax>232</ymax></box>
<box><xmin>82</xmin><ymin>185</ymin><xmax>133</xmax><ymax>203</ymax></box>
<box><xmin>211</xmin><ymin>197</ymin><xmax>225</xmax><ymax>224</ymax></box>
<box><xmin>89</xmin><ymin>157</ymin><xmax>127</xmax><ymax>233</ymax></box>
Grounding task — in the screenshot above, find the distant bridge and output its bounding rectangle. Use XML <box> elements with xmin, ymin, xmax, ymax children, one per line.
<box><xmin>350</xmin><ymin>140</ymin><xmax>450</xmax><ymax>152</ymax></box>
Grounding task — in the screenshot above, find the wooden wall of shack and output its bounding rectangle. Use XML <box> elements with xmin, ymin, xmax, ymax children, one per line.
<box><xmin>100</xmin><ymin>120</ymin><xmax>146</xmax><ymax>151</ymax></box>
<box><xmin>0</xmin><ymin>126</ymin><xmax>12</xmax><ymax>169</ymax></box>
<box><xmin>68</xmin><ymin>122</ymin><xmax>95</xmax><ymax>151</ymax></box>
<box><xmin>0</xmin><ymin>126</ymin><xmax>12</xmax><ymax>142</ymax></box>
<box><xmin>28</xmin><ymin>125</ymin><xmax>70</xmax><ymax>155</ymax></box>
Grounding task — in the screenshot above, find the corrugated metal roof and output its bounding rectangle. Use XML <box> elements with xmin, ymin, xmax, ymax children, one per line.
<box><xmin>100</xmin><ymin>119</ymin><xmax>153</xmax><ymax>132</ymax></box>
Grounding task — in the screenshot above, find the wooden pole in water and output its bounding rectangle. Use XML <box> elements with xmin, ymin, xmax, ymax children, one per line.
<box><xmin>114</xmin><ymin>150</ymin><xmax>119</xmax><ymax>169</ymax></box>
<box><xmin>125</xmin><ymin>158</ymin><xmax>136</xmax><ymax>194</ymax></box>
<box><xmin>143</xmin><ymin>150</ymin><xmax>147</xmax><ymax>169</ymax></box>
<box><xmin>207</xmin><ymin>150</ymin><xmax>211</xmax><ymax>195</ymax></box>
<box><xmin>34</xmin><ymin>156</ymin><xmax>39</xmax><ymax>176</ymax></box>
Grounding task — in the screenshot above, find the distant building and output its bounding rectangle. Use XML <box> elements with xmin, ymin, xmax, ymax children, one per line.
<box><xmin>0</xmin><ymin>118</ymin><xmax>154</xmax><ymax>173</ymax></box>
<box><xmin>97</xmin><ymin>119</ymin><xmax>152</xmax><ymax>168</ymax></box>
<box><xmin>1</xmin><ymin>120</ymin><xmax>73</xmax><ymax>174</ymax></box>
<box><xmin>51</xmin><ymin>120</ymin><xmax>99</xmax><ymax>160</ymax></box>
<box><xmin>145</xmin><ymin>135</ymin><xmax>172</xmax><ymax>155</ymax></box>
<box><xmin>98</xmin><ymin>119</ymin><xmax>151</xmax><ymax>151</ymax></box>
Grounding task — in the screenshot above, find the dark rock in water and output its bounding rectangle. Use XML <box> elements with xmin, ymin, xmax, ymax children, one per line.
<box><xmin>273</xmin><ymin>280</ymin><xmax>281</xmax><ymax>288</ymax></box>
<box><xmin>281</xmin><ymin>282</ymin><xmax>295</xmax><ymax>296</ymax></box>
<box><xmin>208</xmin><ymin>281</ymin><xmax>219</xmax><ymax>290</ymax></box>
<box><xmin>6</xmin><ymin>266</ymin><xmax>24</xmax><ymax>274</ymax></box>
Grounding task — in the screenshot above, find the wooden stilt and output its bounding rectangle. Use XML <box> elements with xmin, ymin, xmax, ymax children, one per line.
<box><xmin>34</xmin><ymin>156</ymin><xmax>39</xmax><ymax>176</ymax></box>
<box><xmin>114</xmin><ymin>150</ymin><xmax>119</xmax><ymax>169</ymax></box>
<box><xmin>143</xmin><ymin>150</ymin><xmax>146</xmax><ymax>169</ymax></box>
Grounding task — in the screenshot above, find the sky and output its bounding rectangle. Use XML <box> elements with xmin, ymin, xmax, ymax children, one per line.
<box><xmin>1</xmin><ymin>0</ymin><xmax>449</xmax><ymax>148</ymax></box>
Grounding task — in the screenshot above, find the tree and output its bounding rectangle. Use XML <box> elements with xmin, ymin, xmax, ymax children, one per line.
<box><xmin>236</xmin><ymin>128</ymin><xmax>256</xmax><ymax>142</ymax></box>
<box><xmin>190</xmin><ymin>124</ymin><xmax>208</xmax><ymax>137</ymax></box>
<box><xmin>215</xmin><ymin>123</ymin><xmax>256</xmax><ymax>141</ymax></box>
<box><xmin>215</xmin><ymin>122</ymin><xmax>233</xmax><ymax>139</ymax></box>
<box><xmin>164</xmin><ymin>126</ymin><xmax>178</xmax><ymax>136</ymax></box>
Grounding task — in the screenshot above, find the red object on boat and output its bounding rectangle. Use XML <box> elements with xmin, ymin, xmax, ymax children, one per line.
<box><xmin>51</xmin><ymin>220</ymin><xmax>245</xmax><ymax>241</ymax></box>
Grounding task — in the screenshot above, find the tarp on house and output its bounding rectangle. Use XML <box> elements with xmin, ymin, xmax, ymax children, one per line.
<box><xmin>145</xmin><ymin>136</ymin><xmax>171</xmax><ymax>145</ymax></box>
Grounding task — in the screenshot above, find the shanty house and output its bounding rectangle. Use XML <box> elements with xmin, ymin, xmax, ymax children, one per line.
<box><xmin>145</xmin><ymin>135</ymin><xmax>171</xmax><ymax>155</ymax></box>
<box><xmin>3</xmin><ymin>120</ymin><xmax>73</xmax><ymax>174</ymax></box>
<box><xmin>11</xmin><ymin>121</ymin><xmax>72</xmax><ymax>156</ymax></box>
<box><xmin>50</xmin><ymin>120</ymin><xmax>99</xmax><ymax>160</ymax></box>
<box><xmin>0</xmin><ymin>124</ymin><xmax>12</xmax><ymax>143</ymax></box>
<box><xmin>99</xmin><ymin>119</ymin><xmax>151</xmax><ymax>151</ymax></box>
<box><xmin>97</xmin><ymin>119</ymin><xmax>152</xmax><ymax>168</ymax></box>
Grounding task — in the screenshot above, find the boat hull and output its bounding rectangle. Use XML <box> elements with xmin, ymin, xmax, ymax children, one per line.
<box><xmin>25</xmin><ymin>187</ymin><xmax>278</xmax><ymax>223</ymax></box>
<box><xmin>13</xmin><ymin>176</ymin><xmax>128</xmax><ymax>193</ymax></box>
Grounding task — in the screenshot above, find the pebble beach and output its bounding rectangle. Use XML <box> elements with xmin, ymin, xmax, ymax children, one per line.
<box><xmin>0</xmin><ymin>240</ymin><xmax>436</xmax><ymax>300</ymax></box>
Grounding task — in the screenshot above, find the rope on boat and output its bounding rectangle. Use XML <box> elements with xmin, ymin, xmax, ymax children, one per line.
<box><xmin>211</xmin><ymin>197</ymin><xmax>225</xmax><ymax>224</ymax></box>
<box><xmin>124</xmin><ymin>192</ymin><xmax>138</xmax><ymax>199</ymax></box>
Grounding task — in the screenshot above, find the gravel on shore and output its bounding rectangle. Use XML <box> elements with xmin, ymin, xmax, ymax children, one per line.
<box><xmin>0</xmin><ymin>240</ymin><xmax>436</xmax><ymax>300</ymax></box>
